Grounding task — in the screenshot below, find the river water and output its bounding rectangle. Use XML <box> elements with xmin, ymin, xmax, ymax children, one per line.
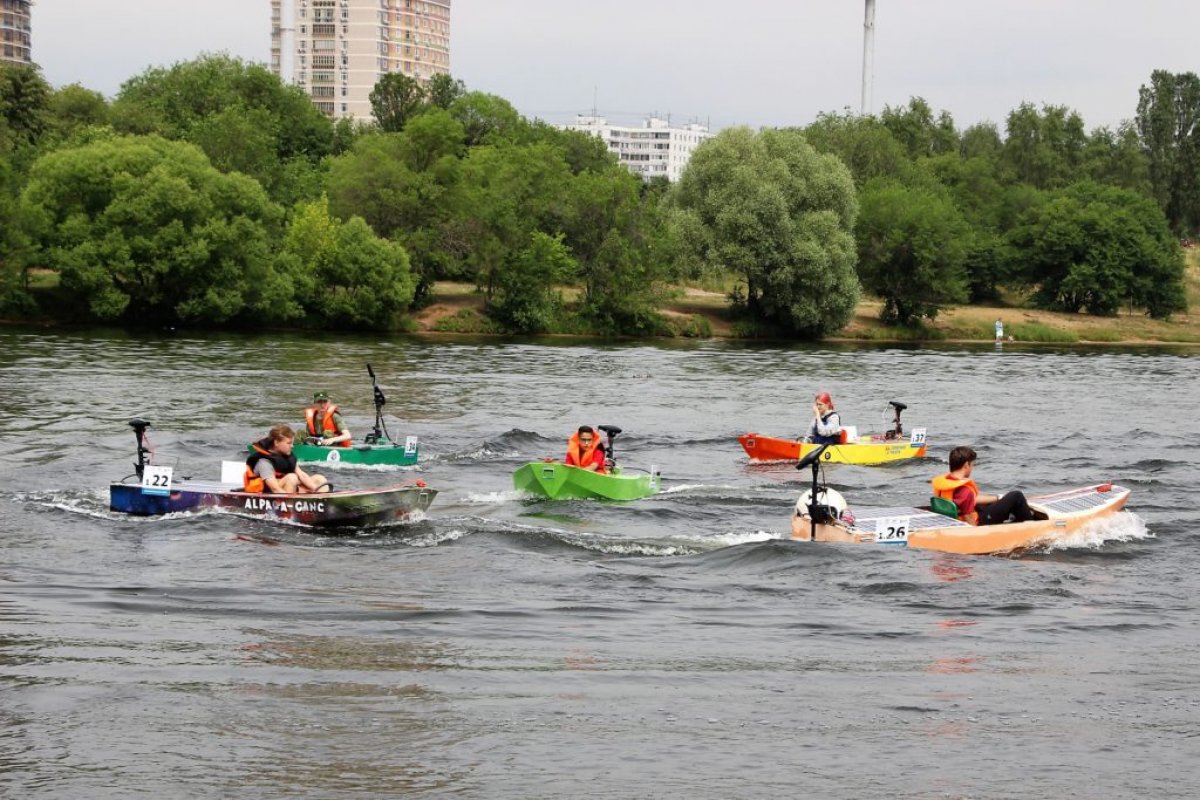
<box><xmin>1</xmin><ymin>328</ymin><xmax>1197</xmax><ymax>798</ymax></box>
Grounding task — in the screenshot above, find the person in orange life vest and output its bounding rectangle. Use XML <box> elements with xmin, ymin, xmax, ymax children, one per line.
<box><xmin>805</xmin><ymin>392</ymin><xmax>843</xmax><ymax>444</ymax></box>
<box><xmin>305</xmin><ymin>391</ymin><xmax>351</xmax><ymax>447</ymax></box>
<box><xmin>931</xmin><ymin>445</ymin><xmax>1034</xmax><ymax>526</ymax></box>
<box><xmin>565</xmin><ymin>425</ymin><xmax>607</xmax><ymax>473</ymax></box>
<box><xmin>244</xmin><ymin>424</ymin><xmax>331</xmax><ymax>494</ymax></box>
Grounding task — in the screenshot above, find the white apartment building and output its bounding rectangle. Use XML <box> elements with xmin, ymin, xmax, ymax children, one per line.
<box><xmin>271</xmin><ymin>0</ymin><xmax>450</xmax><ymax>120</ymax></box>
<box><xmin>565</xmin><ymin>115</ymin><xmax>712</xmax><ymax>182</ymax></box>
<box><xmin>1</xmin><ymin>0</ymin><xmax>32</xmax><ymax>66</ymax></box>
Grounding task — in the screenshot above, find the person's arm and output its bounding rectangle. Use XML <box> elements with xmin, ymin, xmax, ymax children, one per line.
<box><xmin>294</xmin><ymin>465</ymin><xmax>329</xmax><ymax>492</ymax></box>
<box><xmin>257</xmin><ymin>460</ymin><xmax>288</xmax><ymax>494</ymax></box>
<box><xmin>319</xmin><ymin>413</ymin><xmax>352</xmax><ymax>446</ymax></box>
<box><xmin>813</xmin><ymin>411</ymin><xmax>841</xmax><ymax>437</ymax></box>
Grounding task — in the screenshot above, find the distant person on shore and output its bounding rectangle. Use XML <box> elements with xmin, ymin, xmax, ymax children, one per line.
<box><xmin>305</xmin><ymin>391</ymin><xmax>351</xmax><ymax>447</ymax></box>
<box><xmin>932</xmin><ymin>446</ymin><xmax>1036</xmax><ymax>525</ymax></box>
<box><xmin>565</xmin><ymin>425</ymin><xmax>607</xmax><ymax>473</ymax></box>
<box><xmin>804</xmin><ymin>392</ymin><xmax>843</xmax><ymax>444</ymax></box>
<box><xmin>995</xmin><ymin>318</ymin><xmax>1004</xmax><ymax>341</ymax></box>
<box><xmin>245</xmin><ymin>424</ymin><xmax>331</xmax><ymax>494</ymax></box>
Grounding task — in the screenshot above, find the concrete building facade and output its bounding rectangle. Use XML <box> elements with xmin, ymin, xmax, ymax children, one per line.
<box><xmin>271</xmin><ymin>0</ymin><xmax>450</xmax><ymax>120</ymax></box>
<box><xmin>1</xmin><ymin>0</ymin><xmax>33</xmax><ymax>66</ymax></box>
<box><xmin>565</xmin><ymin>115</ymin><xmax>712</xmax><ymax>183</ymax></box>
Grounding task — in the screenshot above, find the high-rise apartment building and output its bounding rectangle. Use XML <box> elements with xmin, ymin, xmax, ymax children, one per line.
<box><xmin>1</xmin><ymin>0</ymin><xmax>33</xmax><ymax>66</ymax></box>
<box><xmin>271</xmin><ymin>0</ymin><xmax>451</xmax><ymax>120</ymax></box>
<box><xmin>565</xmin><ymin>116</ymin><xmax>713</xmax><ymax>183</ymax></box>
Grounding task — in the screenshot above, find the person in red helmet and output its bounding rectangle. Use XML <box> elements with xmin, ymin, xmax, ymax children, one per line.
<box><xmin>805</xmin><ymin>392</ymin><xmax>843</xmax><ymax>444</ymax></box>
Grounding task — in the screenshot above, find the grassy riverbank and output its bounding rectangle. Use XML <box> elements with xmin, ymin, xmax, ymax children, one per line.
<box><xmin>419</xmin><ymin>249</ymin><xmax>1200</xmax><ymax>345</ymax></box>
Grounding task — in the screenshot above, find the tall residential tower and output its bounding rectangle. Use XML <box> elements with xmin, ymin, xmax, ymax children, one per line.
<box><xmin>1</xmin><ymin>0</ymin><xmax>33</xmax><ymax>66</ymax></box>
<box><xmin>271</xmin><ymin>0</ymin><xmax>451</xmax><ymax>120</ymax></box>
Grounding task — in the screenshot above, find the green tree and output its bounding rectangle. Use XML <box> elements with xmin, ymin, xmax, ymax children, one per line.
<box><xmin>673</xmin><ymin>127</ymin><xmax>860</xmax><ymax>338</ymax></box>
<box><xmin>880</xmin><ymin>97</ymin><xmax>959</xmax><ymax>159</ymax></box>
<box><xmin>19</xmin><ymin>135</ymin><xmax>293</xmax><ymax>326</ymax></box>
<box><xmin>449</xmin><ymin>91</ymin><xmax>526</xmax><ymax>146</ymax></box>
<box><xmin>425</xmin><ymin>73</ymin><xmax>467</xmax><ymax>110</ymax></box>
<box><xmin>488</xmin><ymin>231</ymin><xmax>575</xmax><ymax>333</ymax></box>
<box><xmin>46</xmin><ymin>84</ymin><xmax>109</xmax><ymax>140</ymax></box>
<box><xmin>564</xmin><ymin>168</ymin><xmax>673</xmax><ymax>334</ymax></box>
<box><xmin>369</xmin><ymin>72</ymin><xmax>426</xmax><ymax>133</ymax></box>
<box><xmin>326</xmin><ymin>111</ymin><xmax>466</xmax><ymax>299</ymax></box>
<box><xmin>1001</xmin><ymin>102</ymin><xmax>1088</xmax><ymax>189</ymax></box>
<box><xmin>111</xmin><ymin>55</ymin><xmax>333</xmax><ymax>201</ymax></box>
<box><xmin>856</xmin><ymin>180</ymin><xmax>971</xmax><ymax>324</ymax></box>
<box><xmin>1081</xmin><ymin>123</ymin><xmax>1151</xmax><ymax>195</ymax></box>
<box><xmin>1006</xmin><ymin>181</ymin><xmax>1185</xmax><ymax>317</ymax></box>
<box><xmin>1136</xmin><ymin>70</ymin><xmax>1200</xmax><ymax>235</ymax></box>
<box><xmin>0</xmin><ymin>63</ymin><xmax>51</xmax><ymax>148</ymax></box>
<box><xmin>800</xmin><ymin>111</ymin><xmax>913</xmax><ymax>189</ymax></box>
<box><xmin>284</xmin><ymin>197</ymin><xmax>416</xmax><ymax>329</ymax></box>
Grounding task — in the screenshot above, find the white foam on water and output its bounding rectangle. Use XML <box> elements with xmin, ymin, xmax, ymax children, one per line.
<box><xmin>402</xmin><ymin>527</ymin><xmax>469</xmax><ymax>548</ymax></box>
<box><xmin>705</xmin><ymin>529</ymin><xmax>782</xmax><ymax>547</ymax></box>
<box><xmin>304</xmin><ymin>460</ymin><xmax>418</xmax><ymax>474</ymax></box>
<box><xmin>1041</xmin><ymin>511</ymin><xmax>1153</xmax><ymax>552</ymax></box>
<box><xmin>462</xmin><ymin>490</ymin><xmax>526</xmax><ymax>504</ymax></box>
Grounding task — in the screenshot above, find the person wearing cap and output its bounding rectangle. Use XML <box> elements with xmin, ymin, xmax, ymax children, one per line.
<box><xmin>932</xmin><ymin>446</ymin><xmax>1035</xmax><ymax>526</ymax></box>
<box><xmin>304</xmin><ymin>392</ymin><xmax>352</xmax><ymax>447</ymax></box>
<box><xmin>805</xmin><ymin>392</ymin><xmax>843</xmax><ymax>444</ymax></box>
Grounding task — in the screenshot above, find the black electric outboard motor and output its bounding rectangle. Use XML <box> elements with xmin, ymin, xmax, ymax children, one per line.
<box><xmin>129</xmin><ymin>418</ymin><xmax>152</xmax><ymax>480</ymax></box>
<box><xmin>364</xmin><ymin>363</ymin><xmax>391</xmax><ymax>445</ymax></box>
<box><xmin>795</xmin><ymin>443</ymin><xmax>837</xmax><ymax>540</ymax></box>
<box><xmin>597</xmin><ymin>424</ymin><xmax>621</xmax><ymax>470</ymax></box>
<box><xmin>884</xmin><ymin>400</ymin><xmax>907</xmax><ymax>440</ymax></box>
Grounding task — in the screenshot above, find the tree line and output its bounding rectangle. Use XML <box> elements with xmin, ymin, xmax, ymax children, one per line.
<box><xmin>0</xmin><ymin>56</ymin><xmax>1192</xmax><ymax>336</ymax></box>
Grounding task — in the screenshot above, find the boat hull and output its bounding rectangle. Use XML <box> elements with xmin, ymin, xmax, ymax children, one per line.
<box><xmin>266</xmin><ymin>439</ymin><xmax>419</xmax><ymax>467</ymax></box>
<box><xmin>110</xmin><ymin>480</ymin><xmax>436</xmax><ymax>528</ymax></box>
<box><xmin>512</xmin><ymin>462</ymin><xmax>659</xmax><ymax>501</ymax></box>
<box><xmin>739</xmin><ymin>432</ymin><xmax>927</xmax><ymax>464</ymax></box>
<box><xmin>792</xmin><ymin>484</ymin><xmax>1131</xmax><ymax>555</ymax></box>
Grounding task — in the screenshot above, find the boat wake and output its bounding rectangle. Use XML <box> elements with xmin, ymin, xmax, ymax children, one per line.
<box><xmin>1041</xmin><ymin>511</ymin><xmax>1153</xmax><ymax>552</ymax></box>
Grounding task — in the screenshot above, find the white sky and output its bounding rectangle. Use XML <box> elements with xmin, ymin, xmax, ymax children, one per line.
<box><xmin>31</xmin><ymin>0</ymin><xmax>1200</xmax><ymax>133</ymax></box>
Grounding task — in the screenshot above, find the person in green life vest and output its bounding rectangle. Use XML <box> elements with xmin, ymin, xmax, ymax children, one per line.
<box><xmin>304</xmin><ymin>391</ymin><xmax>352</xmax><ymax>447</ymax></box>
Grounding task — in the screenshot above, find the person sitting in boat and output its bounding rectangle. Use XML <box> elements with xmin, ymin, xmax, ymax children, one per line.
<box><xmin>565</xmin><ymin>425</ymin><xmax>607</xmax><ymax>474</ymax></box>
<box><xmin>305</xmin><ymin>391</ymin><xmax>351</xmax><ymax>447</ymax></box>
<box><xmin>245</xmin><ymin>424</ymin><xmax>331</xmax><ymax>494</ymax></box>
<box><xmin>932</xmin><ymin>446</ymin><xmax>1035</xmax><ymax>526</ymax></box>
<box><xmin>804</xmin><ymin>392</ymin><xmax>843</xmax><ymax>444</ymax></box>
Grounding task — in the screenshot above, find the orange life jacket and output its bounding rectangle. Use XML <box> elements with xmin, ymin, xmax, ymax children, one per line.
<box><xmin>565</xmin><ymin>431</ymin><xmax>607</xmax><ymax>475</ymax></box>
<box><xmin>304</xmin><ymin>404</ymin><xmax>349</xmax><ymax>446</ymax></box>
<box><xmin>931</xmin><ymin>473</ymin><xmax>979</xmax><ymax>522</ymax></box>
<box><xmin>243</xmin><ymin>441</ymin><xmax>297</xmax><ymax>493</ymax></box>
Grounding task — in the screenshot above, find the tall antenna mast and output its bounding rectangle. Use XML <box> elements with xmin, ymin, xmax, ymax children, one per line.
<box><xmin>861</xmin><ymin>0</ymin><xmax>876</xmax><ymax>115</ymax></box>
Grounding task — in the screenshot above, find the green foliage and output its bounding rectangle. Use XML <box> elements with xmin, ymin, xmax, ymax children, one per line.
<box><xmin>111</xmin><ymin>55</ymin><xmax>334</xmax><ymax>202</ymax></box>
<box><xmin>1001</xmin><ymin>103</ymin><xmax>1088</xmax><ymax>189</ymax></box>
<box><xmin>1136</xmin><ymin>70</ymin><xmax>1200</xmax><ymax>235</ymax></box>
<box><xmin>0</xmin><ymin>63</ymin><xmax>51</xmax><ymax>148</ymax></box>
<box><xmin>1006</xmin><ymin>322</ymin><xmax>1079</xmax><ymax>343</ymax></box>
<box><xmin>431</xmin><ymin>306</ymin><xmax>502</xmax><ymax>334</ymax></box>
<box><xmin>666</xmin><ymin>314</ymin><xmax>713</xmax><ymax>338</ymax></box>
<box><xmin>449</xmin><ymin>92</ymin><xmax>527</xmax><ymax>146</ymax></box>
<box><xmin>19</xmin><ymin>135</ymin><xmax>293</xmax><ymax>326</ymax></box>
<box><xmin>673</xmin><ymin>127</ymin><xmax>860</xmax><ymax>338</ymax></box>
<box><xmin>369</xmin><ymin>72</ymin><xmax>426</xmax><ymax>133</ymax></box>
<box><xmin>1006</xmin><ymin>181</ymin><xmax>1186</xmax><ymax>318</ymax></box>
<box><xmin>488</xmin><ymin>231</ymin><xmax>574</xmax><ymax>333</ymax></box>
<box><xmin>800</xmin><ymin>112</ymin><xmax>913</xmax><ymax>188</ymax></box>
<box><xmin>283</xmin><ymin>197</ymin><xmax>416</xmax><ymax>329</ymax></box>
<box><xmin>46</xmin><ymin>84</ymin><xmax>109</xmax><ymax>141</ymax></box>
<box><xmin>856</xmin><ymin>179</ymin><xmax>971</xmax><ymax>324</ymax></box>
<box><xmin>425</xmin><ymin>73</ymin><xmax>467</xmax><ymax>110</ymax></box>
<box><xmin>880</xmin><ymin>97</ymin><xmax>959</xmax><ymax>159</ymax></box>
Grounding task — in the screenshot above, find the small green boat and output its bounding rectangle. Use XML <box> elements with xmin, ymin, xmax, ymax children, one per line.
<box><xmin>291</xmin><ymin>437</ymin><xmax>419</xmax><ymax>467</ymax></box>
<box><xmin>274</xmin><ymin>363</ymin><xmax>420</xmax><ymax>467</ymax></box>
<box><xmin>512</xmin><ymin>425</ymin><xmax>660</xmax><ymax>501</ymax></box>
<box><xmin>512</xmin><ymin>462</ymin><xmax>660</xmax><ymax>501</ymax></box>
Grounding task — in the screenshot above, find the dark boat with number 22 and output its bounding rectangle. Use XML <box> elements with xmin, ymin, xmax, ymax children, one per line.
<box><xmin>110</xmin><ymin>420</ymin><xmax>436</xmax><ymax>528</ymax></box>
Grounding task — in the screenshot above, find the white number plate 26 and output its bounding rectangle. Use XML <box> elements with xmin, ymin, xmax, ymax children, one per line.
<box><xmin>874</xmin><ymin>516</ymin><xmax>911</xmax><ymax>545</ymax></box>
